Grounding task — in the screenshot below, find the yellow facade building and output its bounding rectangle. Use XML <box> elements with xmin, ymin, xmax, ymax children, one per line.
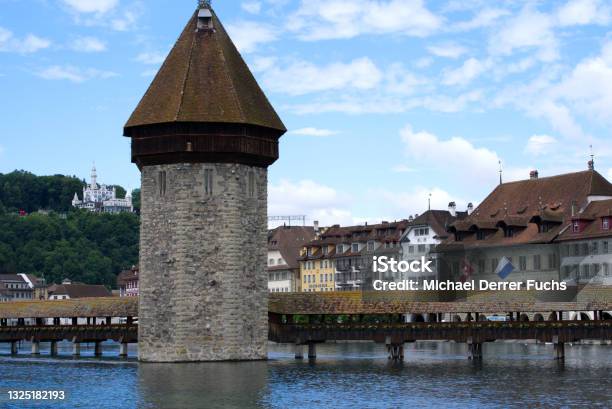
<box><xmin>300</xmin><ymin>244</ymin><xmax>336</xmax><ymax>292</ymax></box>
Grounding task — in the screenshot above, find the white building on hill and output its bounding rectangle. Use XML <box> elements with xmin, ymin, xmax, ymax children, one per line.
<box><xmin>72</xmin><ymin>164</ymin><xmax>133</xmax><ymax>213</ymax></box>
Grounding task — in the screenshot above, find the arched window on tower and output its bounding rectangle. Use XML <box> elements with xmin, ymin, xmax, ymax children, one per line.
<box><xmin>204</xmin><ymin>169</ymin><xmax>214</xmax><ymax>196</ymax></box>
<box><xmin>158</xmin><ymin>171</ymin><xmax>167</xmax><ymax>197</ymax></box>
<box><xmin>248</xmin><ymin>171</ymin><xmax>256</xmax><ymax>198</ymax></box>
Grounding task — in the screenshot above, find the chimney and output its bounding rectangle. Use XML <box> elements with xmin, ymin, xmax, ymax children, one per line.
<box><xmin>571</xmin><ymin>200</ymin><xmax>576</xmax><ymax>217</ymax></box>
<box><xmin>448</xmin><ymin>202</ymin><xmax>456</xmax><ymax>217</ymax></box>
<box><xmin>467</xmin><ymin>203</ymin><xmax>474</xmax><ymax>215</ymax></box>
<box><xmin>530</xmin><ymin>170</ymin><xmax>539</xmax><ymax>179</ymax></box>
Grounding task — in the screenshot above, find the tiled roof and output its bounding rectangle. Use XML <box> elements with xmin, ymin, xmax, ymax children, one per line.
<box><xmin>268</xmin><ymin>226</ymin><xmax>316</xmax><ymax>269</ymax></box>
<box><xmin>48</xmin><ymin>284</ymin><xmax>112</xmax><ymax>299</ymax></box>
<box><xmin>557</xmin><ymin>199</ymin><xmax>612</xmax><ymax>242</ymax></box>
<box><xmin>443</xmin><ymin>170</ymin><xmax>612</xmax><ymax>249</ymax></box>
<box><xmin>0</xmin><ymin>297</ymin><xmax>137</xmax><ymax>319</ymax></box>
<box><xmin>117</xmin><ymin>268</ymin><xmax>139</xmax><ymax>286</ymax></box>
<box><xmin>124</xmin><ymin>8</ymin><xmax>285</xmax><ymax>133</ymax></box>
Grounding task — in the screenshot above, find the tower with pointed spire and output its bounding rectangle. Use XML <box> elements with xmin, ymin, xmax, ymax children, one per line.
<box><xmin>124</xmin><ymin>3</ymin><xmax>285</xmax><ymax>362</ymax></box>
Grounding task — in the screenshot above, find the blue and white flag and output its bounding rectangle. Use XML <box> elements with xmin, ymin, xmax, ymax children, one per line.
<box><xmin>496</xmin><ymin>257</ymin><xmax>515</xmax><ymax>280</ymax></box>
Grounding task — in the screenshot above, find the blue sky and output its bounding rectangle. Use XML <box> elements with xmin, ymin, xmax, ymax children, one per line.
<box><xmin>1</xmin><ymin>0</ymin><xmax>611</xmax><ymax>226</ymax></box>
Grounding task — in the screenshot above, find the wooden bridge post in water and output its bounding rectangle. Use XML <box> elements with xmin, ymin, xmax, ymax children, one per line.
<box><xmin>31</xmin><ymin>338</ymin><xmax>40</xmax><ymax>356</ymax></box>
<box><xmin>72</xmin><ymin>338</ymin><xmax>81</xmax><ymax>357</ymax></box>
<box><xmin>553</xmin><ymin>336</ymin><xmax>565</xmax><ymax>360</ymax></box>
<box><xmin>50</xmin><ymin>341</ymin><xmax>58</xmax><ymax>356</ymax></box>
<box><xmin>119</xmin><ymin>342</ymin><xmax>128</xmax><ymax>358</ymax></box>
<box><xmin>294</xmin><ymin>343</ymin><xmax>304</xmax><ymax>360</ymax></box>
<box><xmin>467</xmin><ymin>337</ymin><xmax>482</xmax><ymax>360</ymax></box>
<box><xmin>308</xmin><ymin>342</ymin><xmax>317</xmax><ymax>360</ymax></box>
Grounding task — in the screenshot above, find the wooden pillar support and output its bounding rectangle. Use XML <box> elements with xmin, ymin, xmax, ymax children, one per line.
<box><xmin>31</xmin><ymin>340</ymin><xmax>40</xmax><ymax>355</ymax></box>
<box><xmin>387</xmin><ymin>343</ymin><xmax>404</xmax><ymax>362</ymax></box>
<box><xmin>553</xmin><ymin>336</ymin><xmax>565</xmax><ymax>360</ymax></box>
<box><xmin>10</xmin><ymin>341</ymin><xmax>18</xmax><ymax>355</ymax></box>
<box><xmin>72</xmin><ymin>341</ymin><xmax>81</xmax><ymax>357</ymax></box>
<box><xmin>119</xmin><ymin>343</ymin><xmax>128</xmax><ymax>358</ymax></box>
<box><xmin>307</xmin><ymin>342</ymin><xmax>317</xmax><ymax>360</ymax></box>
<box><xmin>467</xmin><ymin>337</ymin><xmax>482</xmax><ymax>360</ymax></box>
<box><xmin>50</xmin><ymin>341</ymin><xmax>58</xmax><ymax>356</ymax></box>
<box><xmin>294</xmin><ymin>344</ymin><xmax>304</xmax><ymax>360</ymax></box>
<box><xmin>94</xmin><ymin>341</ymin><xmax>103</xmax><ymax>357</ymax></box>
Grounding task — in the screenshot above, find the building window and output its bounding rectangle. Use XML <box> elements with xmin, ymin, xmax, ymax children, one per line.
<box><xmin>269</xmin><ymin>259</ymin><xmax>275</xmax><ymax>266</ymax></box>
<box><xmin>418</xmin><ymin>244</ymin><xmax>426</xmax><ymax>253</ymax></box>
<box><xmin>604</xmin><ymin>241</ymin><xmax>609</xmax><ymax>254</ymax></box>
<box><xmin>204</xmin><ymin>169</ymin><xmax>214</xmax><ymax>196</ymax></box>
<box><xmin>533</xmin><ymin>255</ymin><xmax>541</xmax><ymax>271</ymax></box>
<box><xmin>352</xmin><ymin>243</ymin><xmax>359</xmax><ymax>253</ymax></box>
<box><xmin>548</xmin><ymin>253</ymin><xmax>557</xmax><ymax>270</ymax></box>
<box><xmin>603</xmin><ymin>217</ymin><xmax>610</xmax><ymax>230</ymax></box>
<box><xmin>248</xmin><ymin>171</ymin><xmax>255</xmax><ymax>198</ymax></box>
<box><xmin>519</xmin><ymin>256</ymin><xmax>527</xmax><ymax>271</ymax></box>
<box><xmin>504</xmin><ymin>227</ymin><xmax>515</xmax><ymax>238</ymax></box>
<box><xmin>573</xmin><ymin>221</ymin><xmax>580</xmax><ymax>233</ymax></box>
<box><xmin>322</xmin><ymin>246</ymin><xmax>328</xmax><ymax>256</ymax></box>
<box><xmin>591</xmin><ymin>242</ymin><xmax>599</xmax><ymax>255</ymax></box>
<box><xmin>367</xmin><ymin>241</ymin><xmax>374</xmax><ymax>251</ymax></box>
<box><xmin>476</xmin><ymin>230</ymin><xmax>485</xmax><ymax>240</ymax></box>
<box><xmin>158</xmin><ymin>171</ymin><xmax>167</xmax><ymax>197</ymax></box>
<box><xmin>478</xmin><ymin>259</ymin><xmax>485</xmax><ymax>274</ymax></box>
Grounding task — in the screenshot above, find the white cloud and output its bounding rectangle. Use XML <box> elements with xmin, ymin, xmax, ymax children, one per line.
<box><xmin>400</xmin><ymin>124</ymin><xmax>501</xmax><ymax>185</ymax></box>
<box><xmin>427</xmin><ymin>43</ymin><xmax>467</xmax><ymax>59</ymax></box>
<box><xmin>453</xmin><ymin>8</ymin><xmax>510</xmax><ymax>31</ymax></box>
<box><xmin>290</xmin><ymin>127</ymin><xmax>339</xmax><ymax>137</ymax></box>
<box><xmin>556</xmin><ymin>0</ymin><xmax>610</xmax><ymax>27</ymax></box>
<box><xmin>258</xmin><ymin>57</ymin><xmax>382</xmax><ymax>96</ymax></box>
<box><xmin>373</xmin><ymin>186</ymin><xmax>468</xmax><ymax>217</ymax></box>
<box><xmin>62</xmin><ymin>0</ymin><xmax>119</xmax><ymax>14</ymax></box>
<box><xmin>489</xmin><ymin>6</ymin><xmax>558</xmax><ymax>62</ymax></box>
<box><xmin>71</xmin><ymin>36</ymin><xmax>106</xmax><ymax>52</ymax></box>
<box><xmin>391</xmin><ymin>164</ymin><xmax>416</xmax><ymax>173</ymax></box>
<box><xmin>525</xmin><ymin>135</ymin><xmax>557</xmax><ymax>156</ymax></box>
<box><xmin>226</xmin><ymin>21</ymin><xmax>277</xmax><ymax>53</ymax></box>
<box><xmin>242</xmin><ymin>1</ymin><xmax>262</xmax><ymax>14</ymax></box>
<box><xmin>442</xmin><ymin>58</ymin><xmax>491</xmax><ymax>86</ymax></box>
<box><xmin>135</xmin><ymin>51</ymin><xmax>166</xmax><ymax>65</ymax></box>
<box><xmin>551</xmin><ymin>41</ymin><xmax>612</xmax><ymax>124</ymax></box>
<box><xmin>287</xmin><ymin>0</ymin><xmax>441</xmax><ymax>40</ymax></box>
<box><xmin>37</xmin><ymin>65</ymin><xmax>118</xmax><ymax>83</ymax></box>
<box><xmin>269</xmin><ymin>179</ymin><xmax>354</xmax><ymax>226</ymax></box>
<box><xmin>0</xmin><ymin>27</ymin><xmax>51</xmax><ymax>54</ymax></box>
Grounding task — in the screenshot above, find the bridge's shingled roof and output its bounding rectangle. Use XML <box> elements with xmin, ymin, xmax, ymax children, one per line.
<box><xmin>268</xmin><ymin>290</ymin><xmax>612</xmax><ymax>315</ymax></box>
<box><xmin>0</xmin><ymin>297</ymin><xmax>138</xmax><ymax>319</ymax></box>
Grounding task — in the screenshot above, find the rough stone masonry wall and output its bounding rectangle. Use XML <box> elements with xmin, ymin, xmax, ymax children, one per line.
<box><xmin>139</xmin><ymin>163</ymin><xmax>268</xmax><ymax>362</ymax></box>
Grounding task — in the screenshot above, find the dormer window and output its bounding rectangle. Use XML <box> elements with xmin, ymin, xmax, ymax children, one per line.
<box><xmin>352</xmin><ymin>243</ymin><xmax>359</xmax><ymax>253</ymax></box>
<box><xmin>337</xmin><ymin>245</ymin><xmax>344</xmax><ymax>254</ymax></box>
<box><xmin>367</xmin><ymin>241</ymin><xmax>374</xmax><ymax>251</ymax></box>
<box><xmin>573</xmin><ymin>221</ymin><xmax>580</xmax><ymax>233</ymax></box>
<box><xmin>603</xmin><ymin>217</ymin><xmax>610</xmax><ymax>230</ymax></box>
<box><xmin>197</xmin><ymin>8</ymin><xmax>213</xmax><ymax>31</ymax></box>
<box><xmin>476</xmin><ymin>230</ymin><xmax>485</xmax><ymax>240</ymax></box>
<box><xmin>504</xmin><ymin>227</ymin><xmax>515</xmax><ymax>238</ymax></box>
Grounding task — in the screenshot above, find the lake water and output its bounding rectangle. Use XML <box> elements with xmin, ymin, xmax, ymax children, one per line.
<box><xmin>0</xmin><ymin>341</ymin><xmax>610</xmax><ymax>408</ymax></box>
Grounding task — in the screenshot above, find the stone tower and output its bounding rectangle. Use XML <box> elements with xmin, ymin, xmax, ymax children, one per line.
<box><xmin>124</xmin><ymin>3</ymin><xmax>286</xmax><ymax>362</ymax></box>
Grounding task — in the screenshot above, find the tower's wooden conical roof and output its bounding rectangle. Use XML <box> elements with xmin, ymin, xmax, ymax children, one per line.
<box><xmin>124</xmin><ymin>7</ymin><xmax>285</xmax><ymax>135</ymax></box>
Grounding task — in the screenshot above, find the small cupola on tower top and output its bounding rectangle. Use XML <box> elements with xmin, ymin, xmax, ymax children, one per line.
<box><xmin>197</xmin><ymin>0</ymin><xmax>213</xmax><ymax>31</ymax></box>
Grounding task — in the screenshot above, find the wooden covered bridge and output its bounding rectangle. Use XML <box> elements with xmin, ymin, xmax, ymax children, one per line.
<box><xmin>0</xmin><ymin>290</ymin><xmax>610</xmax><ymax>361</ymax></box>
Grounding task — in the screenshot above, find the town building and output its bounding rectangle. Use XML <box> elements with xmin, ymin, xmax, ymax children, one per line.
<box><xmin>399</xmin><ymin>207</ymin><xmax>468</xmax><ymax>282</ymax></box>
<box><xmin>557</xmin><ymin>198</ymin><xmax>612</xmax><ymax>285</ymax></box>
<box><xmin>47</xmin><ymin>279</ymin><xmax>112</xmax><ymax>300</ymax></box>
<box><xmin>124</xmin><ymin>2</ymin><xmax>286</xmax><ymax>362</ymax></box>
<box><xmin>436</xmin><ymin>165</ymin><xmax>612</xmax><ymax>285</ymax></box>
<box><xmin>0</xmin><ymin>274</ymin><xmax>46</xmax><ymax>302</ymax></box>
<box><xmin>72</xmin><ymin>164</ymin><xmax>133</xmax><ymax>213</ymax></box>
<box><xmin>117</xmin><ymin>266</ymin><xmax>139</xmax><ymax>297</ymax></box>
<box><xmin>300</xmin><ymin>220</ymin><xmax>410</xmax><ymax>291</ymax></box>
<box><xmin>267</xmin><ymin>226</ymin><xmax>316</xmax><ymax>293</ymax></box>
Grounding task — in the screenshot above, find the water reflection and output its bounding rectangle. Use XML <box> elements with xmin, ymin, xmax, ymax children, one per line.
<box><xmin>0</xmin><ymin>342</ymin><xmax>610</xmax><ymax>409</ymax></box>
<box><xmin>138</xmin><ymin>361</ymin><xmax>269</xmax><ymax>409</ymax></box>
